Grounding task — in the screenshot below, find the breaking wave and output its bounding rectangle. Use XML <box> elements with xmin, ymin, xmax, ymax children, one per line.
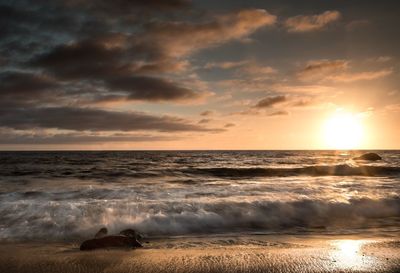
<box><xmin>186</xmin><ymin>165</ymin><xmax>400</xmax><ymax>177</ymax></box>
<box><xmin>1</xmin><ymin>151</ymin><xmax>399</xmax><ymax>242</ymax></box>
<box><xmin>0</xmin><ymin>197</ymin><xmax>399</xmax><ymax>241</ymax></box>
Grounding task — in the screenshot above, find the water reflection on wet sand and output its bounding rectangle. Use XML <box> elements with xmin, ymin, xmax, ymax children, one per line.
<box><xmin>0</xmin><ymin>236</ymin><xmax>398</xmax><ymax>273</ymax></box>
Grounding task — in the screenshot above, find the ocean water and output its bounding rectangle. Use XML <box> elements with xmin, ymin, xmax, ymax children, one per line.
<box><xmin>0</xmin><ymin>150</ymin><xmax>399</xmax><ymax>241</ymax></box>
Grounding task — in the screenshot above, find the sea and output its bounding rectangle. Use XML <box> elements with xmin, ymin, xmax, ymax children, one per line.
<box><xmin>0</xmin><ymin>150</ymin><xmax>399</xmax><ymax>241</ymax></box>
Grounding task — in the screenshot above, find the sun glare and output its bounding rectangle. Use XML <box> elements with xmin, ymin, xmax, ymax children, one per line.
<box><xmin>323</xmin><ymin>110</ymin><xmax>364</xmax><ymax>150</ymax></box>
<box><xmin>331</xmin><ymin>240</ymin><xmax>373</xmax><ymax>270</ymax></box>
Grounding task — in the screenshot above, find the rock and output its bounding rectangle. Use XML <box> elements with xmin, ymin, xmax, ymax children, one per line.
<box><xmin>94</xmin><ymin>227</ymin><xmax>108</xmax><ymax>238</ymax></box>
<box><xmin>353</xmin><ymin>152</ymin><xmax>382</xmax><ymax>161</ymax></box>
<box><xmin>80</xmin><ymin>228</ymin><xmax>144</xmax><ymax>251</ymax></box>
<box><xmin>80</xmin><ymin>235</ymin><xmax>143</xmax><ymax>251</ymax></box>
<box><xmin>119</xmin><ymin>228</ymin><xmax>136</xmax><ymax>238</ymax></box>
<box><xmin>119</xmin><ymin>228</ymin><xmax>143</xmax><ymax>239</ymax></box>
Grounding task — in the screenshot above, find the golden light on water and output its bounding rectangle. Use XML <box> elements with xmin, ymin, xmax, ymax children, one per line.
<box><xmin>337</xmin><ymin>240</ymin><xmax>362</xmax><ymax>257</ymax></box>
<box><xmin>331</xmin><ymin>240</ymin><xmax>374</xmax><ymax>270</ymax></box>
<box><xmin>323</xmin><ymin>110</ymin><xmax>364</xmax><ymax>150</ymax></box>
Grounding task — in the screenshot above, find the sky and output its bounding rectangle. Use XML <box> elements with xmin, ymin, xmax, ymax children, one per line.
<box><xmin>0</xmin><ymin>0</ymin><xmax>399</xmax><ymax>150</ymax></box>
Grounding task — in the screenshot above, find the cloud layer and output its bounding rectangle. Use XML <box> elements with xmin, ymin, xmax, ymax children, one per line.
<box><xmin>1</xmin><ymin>2</ymin><xmax>277</xmax><ymax>144</ymax></box>
<box><xmin>1</xmin><ymin>0</ymin><xmax>398</xmax><ymax>148</ymax></box>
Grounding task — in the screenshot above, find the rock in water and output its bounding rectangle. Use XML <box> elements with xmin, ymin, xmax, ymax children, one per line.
<box><xmin>353</xmin><ymin>152</ymin><xmax>382</xmax><ymax>161</ymax></box>
<box><xmin>80</xmin><ymin>235</ymin><xmax>142</xmax><ymax>251</ymax></box>
<box><xmin>94</xmin><ymin>227</ymin><xmax>108</xmax><ymax>238</ymax></box>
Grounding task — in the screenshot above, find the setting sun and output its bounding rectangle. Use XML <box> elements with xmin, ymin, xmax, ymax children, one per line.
<box><xmin>323</xmin><ymin>110</ymin><xmax>364</xmax><ymax>150</ymax></box>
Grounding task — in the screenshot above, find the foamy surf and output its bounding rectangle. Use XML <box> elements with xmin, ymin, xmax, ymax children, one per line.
<box><xmin>0</xmin><ymin>150</ymin><xmax>399</xmax><ymax>241</ymax></box>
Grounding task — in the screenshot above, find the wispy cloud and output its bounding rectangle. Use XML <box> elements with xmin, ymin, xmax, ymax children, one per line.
<box><xmin>238</xmin><ymin>63</ymin><xmax>277</xmax><ymax>77</ymax></box>
<box><xmin>204</xmin><ymin>60</ymin><xmax>248</xmax><ymax>69</ymax></box>
<box><xmin>271</xmin><ymin>84</ymin><xmax>337</xmax><ymax>94</ymax></box>
<box><xmin>267</xmin><ymin>110</ymin><xmax>289</xmax><ymax>116</ymax></box>
<box><xmin>327</xmin><ymin>69</ymin><xmax>393</xmax><ymax>82</ymax></box>
<box><xmin>198</xmin><ymin>119</ymin><xmax>212</xmax><ymax>124</ymax></box>
<box><xmin>297</xmin><ymin>59</ymin><xmax>393</xmax><ymax>83</ymax></box>
<box><xmin>254</xmin><ymin>95</ymin><xmax>287</xmax><ymax>108</ymax></box>
<box><xmin>200</xmin><ymin>110</ymin><xmax>215</xmax><ymax>116</ymax></box>
<box><xmin>224</xmin><ymin>123</ymin><xmax>236</xmax><ymax>128</ymax></box>
<box><xmin>297</xmin><ymin>59</ymin><xmax>349</xmax><ymax>81</ymax></box>
<box><xmin>285</xmin><ymin>11</ymin><xmax>341</xmax><ymax>32</ymax></box>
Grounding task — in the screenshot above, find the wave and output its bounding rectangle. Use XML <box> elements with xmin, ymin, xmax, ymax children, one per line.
<box><xmin>186</xmin><ymin>164</ymin><xmax>400</xmax><ymax>177</ymax></box>
<box><xmin>2</xmin><ymin>165</ymin><xmax>399</xmax><ymax>181</ymax></box>
<box><xmin>0</xmin><ymin>197</ymin><xmax>399</xmax><ymax>241</ymax></box>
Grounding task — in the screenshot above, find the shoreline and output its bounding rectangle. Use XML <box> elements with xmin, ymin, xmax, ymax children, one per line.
<box><xmin>1</xmin><ymin>234</ymin><xmax>399</xmax><ymax>273</ymax></box>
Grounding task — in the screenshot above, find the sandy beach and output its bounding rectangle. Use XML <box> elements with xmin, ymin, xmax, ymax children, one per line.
<box><xmin>0</xmin><ymin>235</ymin><xmax>399</xmax><ymax>273</ymax></box>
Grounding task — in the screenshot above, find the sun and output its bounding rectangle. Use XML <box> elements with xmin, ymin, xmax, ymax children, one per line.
<box><xmin>323</xmin><ymin>110</ymin><xmax>364</xmax><ymax>150</ymax></box>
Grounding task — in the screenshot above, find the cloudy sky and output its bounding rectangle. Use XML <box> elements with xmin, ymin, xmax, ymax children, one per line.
<box><xmin>1</xmin><ymin>0</ymin><xmax>399</xmax><ymax>150</ymax></box>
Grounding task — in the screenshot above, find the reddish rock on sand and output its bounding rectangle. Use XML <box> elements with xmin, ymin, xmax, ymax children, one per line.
<box><xmin>80</xmin><ymin>235</ymin><xmax>143</xmax><ymax>250</ymax></box>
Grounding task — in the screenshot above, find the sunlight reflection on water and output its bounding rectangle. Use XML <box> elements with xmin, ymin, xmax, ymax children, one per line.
<box><xmin>330</xmin><ymin>240</ymin><xmax>376</xmax><ymax>270</ymax></box>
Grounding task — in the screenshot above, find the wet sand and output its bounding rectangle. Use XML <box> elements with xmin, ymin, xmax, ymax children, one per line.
<box><xmin>0</xmin><ymin>235</ymin><xmax>399</xmax><ymax>273</ymax></box>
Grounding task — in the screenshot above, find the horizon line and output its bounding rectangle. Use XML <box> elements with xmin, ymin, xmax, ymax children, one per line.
<box><xmin>1</xmin><ymin>149</ymin><xmax>399</xmax><ymax>152</ymax></box>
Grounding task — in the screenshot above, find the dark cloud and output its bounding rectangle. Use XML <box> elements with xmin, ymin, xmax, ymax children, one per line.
<box><xmin>198</xmin><ymin>119</ymin><xmax>212</xmax><ymax>124</ymax></box>
<box><xmin>200</xmin><ymin>110</ymin><xmax>214</xmax><ymax>116</ymax></box>
<box><xmin>254</xmin><ymin>95</ymin><xmax>287</xmax><ymax>108</ymax></box>
<box><xmin>0</xmin><ymin>1</ymin><xmax>102</xmax><ymax>63</ymax></box>
<box><xmin>30</xmin><ymin>38</ymin><xmax>127</xmax><ymax>80</ymax></box>
<box><xmin>29</xmin><ymin>32</ymin><xmax>184</xmax><ymax>79</ymax></box>
<box><xmin>64</xmin><ymin>0</ymin><xmax>190</xmax><ymax>16</ymax></box>
<box><xmin>0</xmin><ymin>2</ymin><xmax>276</xmax><ymax>146</ymax></box>
<box><xmin>106</xmin><ymin>76</ymin><xmax>202</xmax><ymax>102</ymax></box>
<box><xmin>29</xmin><ymin>8</ymin><xmax>275</xmax><ymax>104</ymax></box>
<box><xmin>0</xmin><ymin>54</ymin><xmax>7</xmax><ymax>65</ymax></box>
<box><xmin>0</xmin><ymin>107</ymin><xmax>222</xmax><ymax>133</ymax></box>
<box><xmin>236</xmin><ymin>94</ymin><xmax>317</xmax><ymax>116</ymax></box>
<box><xmin>224</xmin><ymin>123</ymin><xmax>235</xmax><ymax>128</ymax></box>
<box><xmin>0</xmin><ymin>71</ymin><xmax>59</xmax><ymax>105</ymax></box>
<box><xmin>30</xmin><ymin>37</ymin><xmax>205</xmax><ymax>102</ymax></box>
<box><xmin>0</xmin><ymin>71</ymin><xmax>57</xmax><ymax>93</ymax></box>
<box><xmin>267</xmin><ymin>110</ymin><xmax>289</xmax><ymax>116</ymax></box>
<box><xmin>0</xmin><ymin>131</ymin><xmax>177</xmax><ymax>145</ymax></box>
<box><xmin>1</xmin><ymin>0</ymin><xmax>188</xmax><ymax>51</ymax></box>
<box><xmin>31</xmin><ymin>8</ymin><xmax>276</xmax><ymax>77</ymax></box>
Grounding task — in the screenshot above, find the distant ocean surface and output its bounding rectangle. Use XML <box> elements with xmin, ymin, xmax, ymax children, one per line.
<box><xmin>0</xmin><ymin>150</ymin><xmax>399</xmax><ymax>241</ymax></box>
